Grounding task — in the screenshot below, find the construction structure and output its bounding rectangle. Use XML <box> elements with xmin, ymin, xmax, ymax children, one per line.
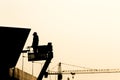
<box><xmin>0</xmin><ymin>26</ymin><xmax>31</xmax><ymax>80</ymax></box>
<box><xmin>45</xmin><ymin>62</ymin><xmax>120</xmax><ymax>80</ymax></box>
<box><xmin>9</xmin><ymin>68</ymin><xmax>37</xmax><ymax>80</ymax></box>
<box><xmin>27</xmin><ymin>42</ymin><xmax>53</xmax><ymax>80</ymax></box>
<box><xmin>1</xmin><ymin>26</ymin><xmax>120</xmax><ymax>80</ymax></box>
<box><xmin>9</xmin><ymin>62</ymin><xmax>120</xmax><ymax>80</ymax></box>
<box><xmin>0</xmin><ymin>26</ymin><xmax>53</xmax><ymax>80</ymax></box>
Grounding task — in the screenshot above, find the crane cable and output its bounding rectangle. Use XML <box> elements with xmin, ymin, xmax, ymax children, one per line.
<box><xmin>61</xmin><ymin>62</ymin><xmax>93</xmax><ymax>70</ymax></box>
<box><xmin>47</xmin><ymin>62</ymin><xmax>93</xmax><ymax>73</ymax></box>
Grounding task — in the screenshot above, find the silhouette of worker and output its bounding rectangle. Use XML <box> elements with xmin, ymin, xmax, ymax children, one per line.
<box><xmin>32</xmin><ymin>32</ymin><xmax>39</xmax><ymax>55</ymax></box>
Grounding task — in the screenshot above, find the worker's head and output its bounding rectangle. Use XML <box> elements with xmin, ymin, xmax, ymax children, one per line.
<box><xmin>33</xmin><ymin>32</ymin><xmax>37</xmax><ymax>36</ymax></box>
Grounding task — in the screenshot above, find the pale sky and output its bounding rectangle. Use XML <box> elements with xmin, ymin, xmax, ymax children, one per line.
<box><xmin>1</xmin><ymin>0</ymin><xmax>120</xmax><ymax>80</ymax></box>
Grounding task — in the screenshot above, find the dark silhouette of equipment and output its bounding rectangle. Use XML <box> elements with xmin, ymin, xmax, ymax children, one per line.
<box><xmin>28</xmin><ymin>42</ymin><xmax>53</xmax><ymax>61</ymax></box>
<box><xmin>45</xmin><ymin>62</ymin><xmax>120</xmax><ymax>80</ymax></box>
<box><xmin>0</xmin><ymin>26</ymin><xmax>31</xmax><ymax>80</ymax></box>
<box><xmin>27</xmin><ymin>42</ymin><xmax>53</xmax><ymax>80</ymax></box>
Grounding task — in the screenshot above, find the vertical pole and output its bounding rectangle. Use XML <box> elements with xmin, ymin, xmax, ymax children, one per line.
<box><xmin>58</xmin><ymin>62</ymin><xmax>62</xmax><ymax>80</ymax></box>
<box><xmin>58</xmin><ymin>62</ymin><xmax>61</xmax><ymax>73</ymax></box>
<box><xmin>32</xmin><ymin>61</ymin><xmax>34</xmax><ymax>79</ymax></box>
<box><xmin>22</xmin><ymin>53</ymin><xmax>24</xmax><ymax>80</ymax></box>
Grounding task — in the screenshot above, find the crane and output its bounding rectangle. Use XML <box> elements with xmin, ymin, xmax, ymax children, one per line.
<box><xmin>45</xmin><ymin>62</ymin><xmax>120</xmax><ymax>80</ymax></box>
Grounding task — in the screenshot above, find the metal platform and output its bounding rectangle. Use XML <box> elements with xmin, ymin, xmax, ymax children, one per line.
<box><xmin>28</xmin><ymin>43</ymin><xmax>53</xmax><ymax>61</ymax></box>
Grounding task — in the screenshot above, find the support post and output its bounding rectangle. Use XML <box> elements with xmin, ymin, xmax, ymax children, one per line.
<box><xmin>37</xmin><ymin>52</ymin><xmax>53</xmax><ymax>80</ymax></box>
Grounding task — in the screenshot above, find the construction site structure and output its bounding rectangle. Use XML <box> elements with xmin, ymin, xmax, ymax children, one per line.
<box><xmin>9</xmin><ymin>68</ymin><xmax>37</xmax><ymax>80</ymax></box>
<box><xmin>0</xmin><ymin>26</ymin><xmax>31</xmax><ymax>80</ymax></box>
<box><xmin>1</xmin><ymin>26</ymin><xmax>120</xmax><ymax>80</ymax></box>
<box><xmin>26</xmin><ymin>42</ymin><xmax>53</xmax><ymax>80</ymax></box>
<box><xmin>0</xmin><ymin>26</ymin><xmax>53</xmax><ymax>80</ymax></box>
<box><xmin>45</xmin><ymin>62</ymin><xmax>120</xmax><ymax>80</ymax></box>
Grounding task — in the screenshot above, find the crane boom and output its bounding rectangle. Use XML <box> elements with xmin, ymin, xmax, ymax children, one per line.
<box><xmin>47</xmin><ymin>68</ymin><xmax>120</xmax><ymax>75</ymax></box>
<box><xmin>45</xmin><ymin>62</ymin><xmax>120</xmax><ymax>80</ymax></box>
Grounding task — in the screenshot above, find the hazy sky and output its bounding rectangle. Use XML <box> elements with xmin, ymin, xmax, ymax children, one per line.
<box><xmin>1</xmin><ymin>0</ymin><xmax>120</xmax><ymax>80</ymax></box>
